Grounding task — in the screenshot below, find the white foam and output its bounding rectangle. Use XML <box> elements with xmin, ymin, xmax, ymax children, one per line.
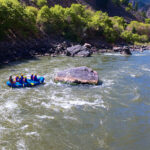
<box><xmin>130</xmin><ymin>74</ymin><xmax>136</xmax><ymax>77</ymax></box>
<box><xmin>24</xmin><ymin>68</ymin><xmax>29</xmax><ymax>72</ymax></box>
<box><xmin>4</xmin><ymin>101</ymin><xmax>17</xmax><ymax>111</ymax></box>
<box><xmin>35</xmin><ymin>115</ymin><xmax>54</xmax><ymax>119</ymax></box>
<box><xmin>64</xmin><ymin>116</ymin><xmax>78</xmax><ymax>121</ymax></box>
<box><xmin>102</xmin><ymin>79</ymin><xmax>114</xmax><ymax>87</ymax></box>
<box><xmin>2</xmin><ymin>147</ymin><xmax>6</xmax><ymax>150</ymax></box>
<box><xmin>26</xmin><ymin>132</ymin><xmax>39</xmax><ymax>136</ymax></box>
<box><xmin>100</xmin><ymin>120</ymin><xmax>103</xmax><ymax>125</ymax></box>
<box><xmin>16</xmin><ymin>139</ymin><xmax>27</xmax><ymax>150</ymax></box>
<box><xmin>0</xmin><ymin>101</ymin><xmax>18</xmax><ymax>114</ymax></box>
<box><xmin>42</xmin><ymin>97</ymin><xmax>106</xmax><ymax>111</ymax></box>
<box><xmin>20</xmin><ymin>125</ymin><xmax>29</xmax><ymax>130</ymax></box>
<box><xmin>103</xmin><ymin>53</ymin><xmax>122</xmax><ymax>56</ymax></box>
<box><xmin>142</xmin><ymin>67</ymin><xmax>150</xmax><ymax>72</ymax></box>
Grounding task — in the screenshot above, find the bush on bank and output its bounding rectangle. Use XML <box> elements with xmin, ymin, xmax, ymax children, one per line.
<box><xmin>0</xmin><ymin>0</ymin><xmax>149</xmax><ymax>43</ymax></box>
<box><xmin>0</xmin><ymin>0</ymin><xmax>37</xmax><ymax>39</ymax></box>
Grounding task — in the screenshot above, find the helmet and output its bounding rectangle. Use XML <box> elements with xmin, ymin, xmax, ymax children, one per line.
<box><xmin>31</xmin><ymin>73</ymin><xmax>33</xmax><ymax>75</ymax></box>
<box><xmin>25</xmin><ymin>76</ymin><xmax>27</xmax><ymax>78</ymax></box>
<box><xmin>16</xmin><ymin>75</ymin><xmax>18</xmax><ymax>77</ymax></box>
<box><xmin>21</xmin><ymin>74</ymin><xmax>23</xmax><ymax>76</ymax></box>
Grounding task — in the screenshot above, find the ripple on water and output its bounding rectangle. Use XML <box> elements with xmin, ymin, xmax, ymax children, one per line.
<box><xmin>141</xmin><ymin>67</ymin><xmax>150</xmax><ymax>72</ymax></box>
<box><xmin>16</xmin><ymin>139</ymin><xmax>27</xmax><ymax>150</ymax></box>
<box><xmin>103</xmin><ymin>53</ymin><xmax>122</xmax><ymax>56</ymax></box>
<box><xmin>41</xmin><ymin>96</ymin><xmax>107</xmax><ymax>111</ymax></box>
<box><xmin>35</xmin><ymin>115</ymin><xmax>54</xmax><ymax>120</ymax></box>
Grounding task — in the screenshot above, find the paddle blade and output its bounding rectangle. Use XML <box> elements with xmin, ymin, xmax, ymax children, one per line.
<box><xmin>31</xmin><ymin>83</ymin><xmax>34</xmax><ymax>86</ymax></box>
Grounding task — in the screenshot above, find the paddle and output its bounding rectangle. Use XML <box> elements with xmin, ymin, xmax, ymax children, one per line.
<box><xmin>30</xmin><ymin>83</ymin><xmax>34</xmax><ymax>86</ymax></box>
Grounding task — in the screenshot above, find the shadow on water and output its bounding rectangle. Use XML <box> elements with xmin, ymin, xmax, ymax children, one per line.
<box><xmin>0</xmin><ymin>56</ymin><xmax>40</xmax><ymax>69</ymax></box>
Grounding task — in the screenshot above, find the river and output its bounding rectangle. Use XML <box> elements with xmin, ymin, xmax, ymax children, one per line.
<box><xmin>0</xmin><ymin>51</ymin><xmax>150</xmax><ymax>150</ymax></box>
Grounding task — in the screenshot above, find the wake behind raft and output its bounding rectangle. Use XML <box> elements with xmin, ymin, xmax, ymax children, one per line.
<box><xmin>7</xmin><ymin>77</ymin><xmax>45</xmax><ymax>88</ymax></box>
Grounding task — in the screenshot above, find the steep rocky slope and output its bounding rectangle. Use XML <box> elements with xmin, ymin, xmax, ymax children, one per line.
<box><xmin>131</xmin><ymin>0</ymin><xmax>150</xmax><ymax>18</ymax></box>
<box><xmin>20</xmin><ymin>0</ymin><xmax>143</xmax><ymax>21</ymax></box>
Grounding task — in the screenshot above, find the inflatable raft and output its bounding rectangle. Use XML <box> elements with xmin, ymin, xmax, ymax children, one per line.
<box><xmin>6</xmin><ymin>77</ymin><xmax>44</xmax><ymax>88</ymax></box>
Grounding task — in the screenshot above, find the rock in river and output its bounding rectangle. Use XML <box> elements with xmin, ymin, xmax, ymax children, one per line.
<box><xmin>121</xmin><ymin>46</ymin><xmax>132</xmax><ymax>55</ymax></box>
<box><xmin>66</xmin><ymin>45</ymin><xmax>92</xmax><ymax>57</ymax></box>
<box><xmin>54</xmin><ymin>66</ymin><xmax>99</xmax><ymax>85</ymax></box>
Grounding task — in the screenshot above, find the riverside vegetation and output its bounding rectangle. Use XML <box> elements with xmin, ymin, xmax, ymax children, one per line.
<box><xmin>0</xmin><ymin>0</ymin><xmax>150</xmax><ymax>44</ymax></box>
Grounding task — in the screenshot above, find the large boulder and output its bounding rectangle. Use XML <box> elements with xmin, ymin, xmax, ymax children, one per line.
<box><xmin>121</xmin><ymin>46</ymin><xmax>132</xmax><ymax>55</ymax></box>
<box><xmin>54</xmin><ymin>66</ymin><xmax>99</xmax><ymax>85</ymax></box>
<box><xmin>66</xmin><ymin>45</ymin><xmax>92</xmax><ymax>57</ymax></box>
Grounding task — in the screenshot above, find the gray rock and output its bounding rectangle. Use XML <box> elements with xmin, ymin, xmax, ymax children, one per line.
<box><xmin>75</xmin><ymin>50</ymin><xmax>91</xmax><ymax>57</ymax></box>
<box><xmin>66</xmin><ymin>45</ymin><xmax>92</xmax><ymax>57</ymax></box>
<box><xmin>113</xmin><ymin>46</ymin><xmax>122</xmax><ymax>52</ymax></box>
<box><xmin>84</xmin><ymin>43</ymin><xmax>92</xmax><ymax>48</ymax></box>
<box><xmin>54</xmin><ymin>66</ymin><xmax>99</xmax><ymax>85</ymax></box>
<box><xmin>121</xmin><ymin>46</ymin><xmax>132</xmax><ymax>55</ymax></box>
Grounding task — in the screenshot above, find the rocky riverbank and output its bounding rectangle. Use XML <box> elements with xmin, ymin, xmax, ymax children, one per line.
<box><xmin>0</xmin><ymin>36</ymin><xmax>150</xmax><ymax>64</ymax></box>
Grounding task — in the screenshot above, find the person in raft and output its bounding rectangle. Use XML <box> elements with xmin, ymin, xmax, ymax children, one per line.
<box><xmin>24</xmin><ymin>76</ymin><xmax>28</xmax><ymax>83</ymax></box>
<box><xmin>21</xmin><ymin>74</ymin><xmax>24</xmax><ymax>81</ymax></box>
<box><xmin>31</xmin><ymin>73</ymin><xmax>34</xmax><ymax>80</ymax></box>
<box><xmin>9</xmin><ymin>76</ymin><xmax>14</xmax><ymax>84</ymax></box>
<box><xmin>19</xmin><ymin>77</ymin><xmax>23</xmax><ymax>84</ymax></box>
<box><xmin>15</xmin><ymin>75</ymin><xmax>19</xmax><ymax>82</ymax></box>
<box><xmin>34</xmin><ymin>74</ymin><xmax>38</xmax><ymax>81</ymax></box>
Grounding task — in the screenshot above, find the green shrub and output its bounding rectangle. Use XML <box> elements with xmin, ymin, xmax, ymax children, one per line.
<box><xmin>127</xmin><ymin>21</ymin><xmax>150</xmax><ymax>37</ymax></box>
<box><xmin>25</xmin><ymin>6</ymin><xmax>38</xmax><ymax>23</ymax></box>
<box><xmin>36</xmin><ymin>0</ymin><xmax>47</xmax><ymax>7</ymax></box>
<box><xmin>134</xmin><ymin>1</ymin><xmax>138</xmax><ymax>11</ymax></box>
<box><xmin>37</xmin><ymin>5</ymin><xmax>51</xmax><ymax>23</ymax></box>
<box><xmin>138</xmin><ymin>35</ymin><xmax>148</xmax><ymax>42</ymax></box>
<box><xmin>0</xmin><ymin>0</ymin><xmax>37</xmax><ymax>38</ymax></box>
<box><xmin>141</xmin><ymin>11</ymin><xmax>146</xmax><ymax>18</ymax></box>
<box><xmin>125</xmin><ymin>7</ymin><xmax>131</xmax><ymax>12</ymax></box>
<box><xmin>145</xmin><ymin>18</ymin><xmax>150</xmax><ymax>24</ymax></box>
<box><xmin>121</xmin><ymin>31</ymin><xmax>133</xmax><ymax>42</ymax></box>
<box><xmin>121</xmin><ymin>31</ymin><xmax>148</xmax><ymax>43</ymax></box>
<box><xmin>111</xmin><ymin>16</ymin><xmax>126</xmax><ymax>32</ymax></box>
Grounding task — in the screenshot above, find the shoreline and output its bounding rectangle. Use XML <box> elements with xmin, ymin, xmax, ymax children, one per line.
<box><xmin>1</xmin><ymin>36</ymin><xmax>150</xmax><ymax>65</ymax></box>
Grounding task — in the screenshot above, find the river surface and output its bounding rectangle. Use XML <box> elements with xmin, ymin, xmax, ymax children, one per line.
<box><xmin>0</xmin><ymin>51</ymin><xmax>150</xmax><ymax>150</ymax></box>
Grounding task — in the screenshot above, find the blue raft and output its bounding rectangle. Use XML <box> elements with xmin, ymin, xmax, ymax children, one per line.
<box><xmin>6</xmin><ymin>77</ymin><xmax>45</xmax><ymax>88</ymax></box>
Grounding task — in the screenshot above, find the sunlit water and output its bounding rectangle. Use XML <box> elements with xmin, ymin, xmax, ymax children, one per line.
<box><xmin>0</xmin><ymin>51</ymin><xmax>150</xmax><ymax>150</ymax></box>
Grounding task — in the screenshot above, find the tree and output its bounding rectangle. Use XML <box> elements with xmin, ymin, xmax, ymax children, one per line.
<box><xmin>36</xmin><ymin>0</ymin><xmax>47</xmax><ymax>8</ymax></box>
<box><xmin>134</xmin><ymin>2</ymin><xmax>138</xmax><ymax>11</ymax></box>
<box><xmin>145</xmin><ymin>18</ymin><xmax>150</xmax><ymax>24</ymax></box>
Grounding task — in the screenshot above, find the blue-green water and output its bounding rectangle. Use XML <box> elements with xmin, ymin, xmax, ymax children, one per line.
<box><xmin>0</xmin><ymin>51</ymin><xmax>150</xmax><ymax>150</ymax></box>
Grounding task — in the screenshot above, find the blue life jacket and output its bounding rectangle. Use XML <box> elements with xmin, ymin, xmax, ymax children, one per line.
<box><xmin>15</xmin><ymin>77</ymin><xmax>19</xmax><ymax>82</ymax></box>
<box><xmin>19</xmin><ymin>78</ymin><xmax>23</xmax><ymax>84</ymax></box>
<box><xmin>25</xmin><ymin>78</ymin><xmax>28</xmax><ymax>83</ymax></box>
<box><xmin>34</xmin><ymin>75</ymin><xmax>38</xmax><ymax>81</ymax></box>
<box><xmin>31</xmin><ymin>75</ymin><xmax>34</xmax><ymax>80</ymax></box>
<box><xmin>21</xmin><ymin>76</ymin><xmax>24</xmax><ymax>80</ymax></box>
